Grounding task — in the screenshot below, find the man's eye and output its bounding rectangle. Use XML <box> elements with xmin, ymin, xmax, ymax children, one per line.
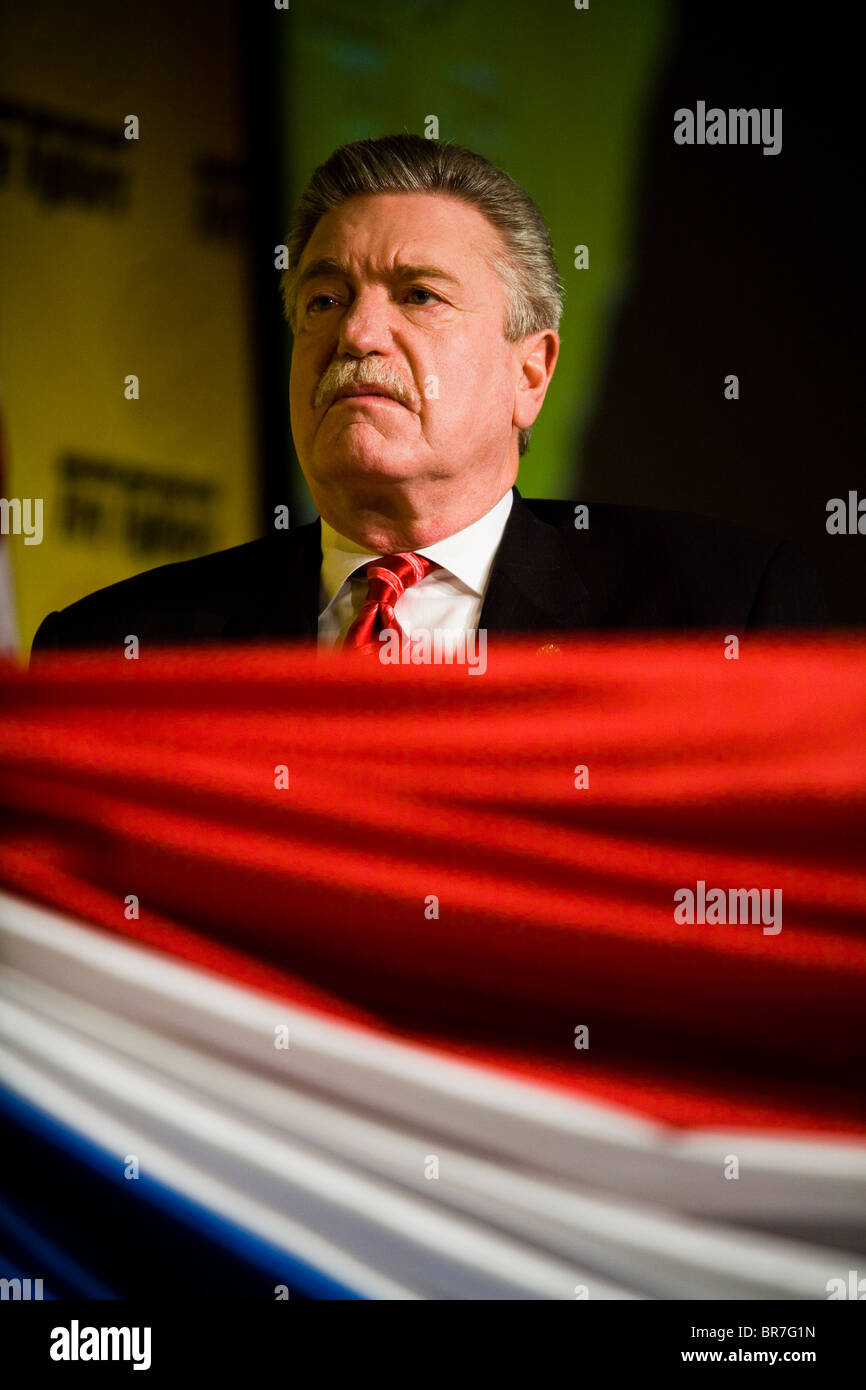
<box><xmin>405</xmin><ymin>287</ymin><xmax>440</xmax><ymax>305</ymax></box>
<box><xmin>306</xmin><ymin>287</ymin><xmax>440</xmax><ymax>313</ymax></box>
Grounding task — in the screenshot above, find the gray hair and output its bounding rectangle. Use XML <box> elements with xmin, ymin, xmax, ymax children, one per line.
<box><xmin>281</xmin><ymin>133</ymin><xmax>564</xmax><ymax>457</ymax></box>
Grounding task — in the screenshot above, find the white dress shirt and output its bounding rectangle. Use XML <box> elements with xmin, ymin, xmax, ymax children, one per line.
<box><xmin>318</xmin><ymin>488</ymin><xmax>514</xmax><ymax>648</ymax></box>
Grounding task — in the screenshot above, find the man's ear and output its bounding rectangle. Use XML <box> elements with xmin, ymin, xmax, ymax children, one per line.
<box><xmin>513</xmin><ymin>329</ymin><xmax>560</xmax><ymax>434</ymax></box>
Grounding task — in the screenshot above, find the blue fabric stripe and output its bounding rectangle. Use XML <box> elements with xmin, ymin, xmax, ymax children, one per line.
<box><xmin>0</xmin><ymin>1199</ymin><xmax>115</xmax><ymax>1299</ymax></box>
<box><xmin>0</xmin><ymin>1085</ymin><xmax>366</xmax><ymax>1300</ymax></box>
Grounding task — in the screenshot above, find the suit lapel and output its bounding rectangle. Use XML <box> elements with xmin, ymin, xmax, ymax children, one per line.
<box><xmin>221</xmin><ymin>519</ymin><xmax>322</xmax><ymax>641</ymax></box>
<box><xmin>479</xmin><ymin>487</ymin><xmax>589</xmax><ymax>633</ymax></box>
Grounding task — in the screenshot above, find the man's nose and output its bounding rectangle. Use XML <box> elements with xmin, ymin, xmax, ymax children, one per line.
<box><xmin>336</xmin><ymin>287</ymin><xmax>394</xmax><ymax>356</ymax></box>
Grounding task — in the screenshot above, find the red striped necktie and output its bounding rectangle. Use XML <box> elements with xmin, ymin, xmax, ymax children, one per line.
<box><xmin>343</xmin><ymin>552</ymin><xmax>440</xmax><ymax>654</ymax></box>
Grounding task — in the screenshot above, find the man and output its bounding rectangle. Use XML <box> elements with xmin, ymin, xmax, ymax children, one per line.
<box><xmin>30</xmin><ymin>133</ymin><xmax>824</xmax><ymax>661</ymax></box>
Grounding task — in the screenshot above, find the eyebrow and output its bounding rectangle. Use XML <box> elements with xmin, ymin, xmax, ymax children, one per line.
<box><xmin>294</xmin><ymin>257</ymin><xmax>464</xmax><ymax>296</ymax></box>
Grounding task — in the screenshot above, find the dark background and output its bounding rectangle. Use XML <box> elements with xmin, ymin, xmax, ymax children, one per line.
<box><xmin>580</xmin><ymin>3</ymin><xmax>864</xmax><ymax>625</ymax></box>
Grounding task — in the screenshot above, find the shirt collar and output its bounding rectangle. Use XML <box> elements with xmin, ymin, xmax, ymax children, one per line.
<box><xmin>319</xmin><ymin>487</ymin><xmax>514</xmax><ymax>611</ymax></box>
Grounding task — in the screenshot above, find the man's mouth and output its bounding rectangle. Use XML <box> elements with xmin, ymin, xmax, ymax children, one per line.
<box><xmin>331</xmin><ymin>383</ymin><xmax>402</xmax><ymax>405</ymax></box>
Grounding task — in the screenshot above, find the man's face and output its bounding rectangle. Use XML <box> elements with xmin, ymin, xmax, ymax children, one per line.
<box><xmin>288</xmin><ymin>192</ymin><xmax>525</xmax><ymax>516</ymax></box>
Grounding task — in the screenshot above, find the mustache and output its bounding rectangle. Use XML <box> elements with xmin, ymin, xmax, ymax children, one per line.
<box><xmin>314</xmin><ymin>360</ymin><xmax>416</xmax><ymax>410</ymax></box>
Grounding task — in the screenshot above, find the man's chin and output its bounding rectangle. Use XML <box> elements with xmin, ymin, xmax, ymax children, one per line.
<box><xmin>312</xmin><ymin>441</ymin><xmax>421</xmax><ymax>481</ymax></box>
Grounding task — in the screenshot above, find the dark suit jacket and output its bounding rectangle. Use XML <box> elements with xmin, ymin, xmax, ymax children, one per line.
<box><xmin>29</xmin><ymin>488</ymin><xmax>825</xmax><ymax>660</ymax></box>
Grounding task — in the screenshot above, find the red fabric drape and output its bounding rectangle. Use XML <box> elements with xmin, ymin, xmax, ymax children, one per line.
<box><xmin>2</xmin><ymin>635</ymin><xmax>865</xmax><ymax>1133</ymax></box>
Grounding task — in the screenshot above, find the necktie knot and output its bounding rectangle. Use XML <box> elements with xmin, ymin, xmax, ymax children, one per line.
<box><xmin>344</xmin><ymin>551</ymin><xmax>439</xmax><ymax>653</ymax></box>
